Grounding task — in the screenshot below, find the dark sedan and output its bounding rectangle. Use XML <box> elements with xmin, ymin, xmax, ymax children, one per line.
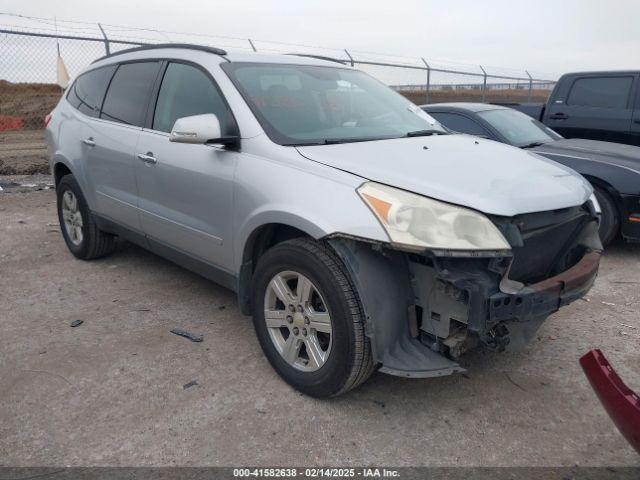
<box><xmin>422</xmin><ymin>103</ymin><xmax>640</xmax><ymax>245</ymax></box>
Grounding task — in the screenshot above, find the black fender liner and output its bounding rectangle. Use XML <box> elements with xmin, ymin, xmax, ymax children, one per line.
<box><xmin>327</xmin><ymin>237</ymin><xmax>462</xmax><ymax>378</ymax></box>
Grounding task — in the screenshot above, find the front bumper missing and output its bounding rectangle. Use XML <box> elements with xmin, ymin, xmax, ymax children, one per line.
<box><xmin>419</xmin><ymin>248</ymin><xmax>601</xmax><ymax>354</ymax></box>
<box><xmin>328</xmin><ymin>216</ymin><xmax>601</xmax><ymax>378</ymax></box>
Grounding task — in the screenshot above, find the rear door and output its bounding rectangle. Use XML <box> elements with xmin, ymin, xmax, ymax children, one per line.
<box><xmin>544</xmin><ymin>74</ymin><xmax>635</xmax><ymax>144</ymax></box>
<box><xmin>85</xmin><ymin>61</ymin><xmax>161</xmax><ymax>232</ymax></box>
<box><xmin>63</xmin><ymin>64</ymin><xmax>115</xmax><ymax>206</ymax></box>
<box><xmin>134</xmin><ymin>60</ymin><xmax>240</xmax><ymax>272</ymax></box>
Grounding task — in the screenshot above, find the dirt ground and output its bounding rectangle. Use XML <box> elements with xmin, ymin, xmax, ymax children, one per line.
<box><xmin>0</xmin><ymin>130</ymin><xmax>49</xmax><ymax>175</ymax></box>
<box><xmin>0</xmin><ymin>187</ymin><xmax>639</xmax><ymax>467</ymax></box>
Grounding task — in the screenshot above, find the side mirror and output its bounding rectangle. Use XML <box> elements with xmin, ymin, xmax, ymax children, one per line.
<box><xmin>169</xmin><ymin>114</ymin><xmax>238</xmax><ymax>147</ymax></box>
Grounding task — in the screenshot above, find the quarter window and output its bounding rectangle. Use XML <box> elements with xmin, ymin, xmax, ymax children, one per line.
<box><xmin>66</xmin><ymin>66</ymin><xmax>115</xmax><ymax>117</ymax></box>
<box><xmin>567</xmin><ymin>76</ymin><xmax>633</xmax><ymax>109</ymax></box>
<box><xmin>153</xmin><ymin>62</ymin><xmax>234</xmax><ymax>134</ymax></box>
<box><xmin>101</xmin><ymin>62</ymin><xmax>160</xmax><ymax>126</ymax></box>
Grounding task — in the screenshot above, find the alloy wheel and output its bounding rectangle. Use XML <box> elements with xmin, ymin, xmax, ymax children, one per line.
<box><xmin>263</xmin><ymin>270</ymin><xmax>333</xmax><ymax>372</ymax></box>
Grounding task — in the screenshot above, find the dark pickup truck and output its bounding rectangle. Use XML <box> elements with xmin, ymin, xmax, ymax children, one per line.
<box><xmin>502</xmin><ymin>71</ymin><xmax>640</xmax><ymax>147</ymax></box>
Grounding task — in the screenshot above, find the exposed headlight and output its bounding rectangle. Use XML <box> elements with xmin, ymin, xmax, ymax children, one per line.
<box><xmin>358</xmin><ymin>182</ymin><xmax>511</xmax><ymax>252</ymax></box>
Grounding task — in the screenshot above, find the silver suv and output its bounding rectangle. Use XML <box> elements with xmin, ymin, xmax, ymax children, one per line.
<box><xmin>46</xmin><ymin>44</ymin><xmax>602</xmax><ymax>397</ymax></box>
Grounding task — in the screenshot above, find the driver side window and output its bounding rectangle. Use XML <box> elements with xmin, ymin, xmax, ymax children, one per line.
<box><xmin>153</xmin><ymin>62</ymin><xmax>235</xmax><ymax>135</ymax></box>
<box><xmin>430</xmin><ymin>112</ymin><xmax>490</xmax><ymax>137</ymax></box>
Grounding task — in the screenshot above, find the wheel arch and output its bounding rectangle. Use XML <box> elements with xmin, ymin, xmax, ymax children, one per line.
<box><xmin>237</xmin><ymin>221</ymin><xmax>323</xmax><ymax>315</ymax></box>
<box><xmin>53</xmin><ymin>160</ymin><xmax>74</xmax><ymax>186</ymax></box>
<box><xmin>582</xmin><ymin>174</ymin><xmax>624</xmax><ymax>218</ymax></box>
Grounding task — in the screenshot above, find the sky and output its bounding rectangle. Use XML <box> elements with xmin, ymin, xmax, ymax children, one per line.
<box><xmin>1</xmin><ymin>0</ymin><xmax>639</xmax><ymax>80</ymax></box>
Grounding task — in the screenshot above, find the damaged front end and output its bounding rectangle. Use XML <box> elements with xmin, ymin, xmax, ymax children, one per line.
<box><xmin>328</xmin><ymin>201</ymin><xmax>602</xmax><ymax>378</ymax></box>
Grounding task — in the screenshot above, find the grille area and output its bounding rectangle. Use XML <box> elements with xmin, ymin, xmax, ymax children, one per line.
<box><xmin>507</xmin><ymin>206</ymin><xmax>590</xmax><ymax>284</ymax></box>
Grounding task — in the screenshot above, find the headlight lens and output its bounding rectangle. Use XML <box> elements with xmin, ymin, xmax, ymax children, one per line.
<box><xmin>358</xmin><ymin>182</ymin><xmax>511</xmax><ymax>252</ymax></box>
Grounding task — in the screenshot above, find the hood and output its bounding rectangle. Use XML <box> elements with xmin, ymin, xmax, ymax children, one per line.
<box><xmin>296</xmin><ymin>135</ymin><xmax>592</xmax><ymax>217</ymax></box>
<box><xmin>532</xmin><ymin>139</ymin><xmax>640</xmax><ymax>173</ymax></box>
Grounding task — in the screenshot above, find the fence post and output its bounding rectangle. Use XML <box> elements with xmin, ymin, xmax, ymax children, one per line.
<box><xmin>97</xmin><ymin>23</ymin><xmax>110</xmax><ymax>55</ymax></box>
<box><xmin>479</xmin><ymin>65</ymin><xmax>487</xmax><ymax>102</ymax></box>
<box><xmin>344</xmin><ymin>49</ymin><xmax>354</xmax><ymax>67</ymax></box>
<box><xmin>248</xmin><ymin>38</ymin><xmax>257</xmax><ymax>52</ymax></box>
<box><xmin>526</xmin><ymin>70</ymin><xmax>533</xmax><ymax>103</ymax></box>
<box><xmin>421</xmin><ymin>58</ymin><xmax>431</xmax><ymax>104</ymax></box>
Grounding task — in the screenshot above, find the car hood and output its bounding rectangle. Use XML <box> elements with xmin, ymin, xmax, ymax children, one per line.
<box><xmin>531</xmin><ymin>139</ymin><xmax>640</xmax><ymax>173</ymax></box>
<box><xmin>296</xmin><ymin>135</ymin><xmax>591</xmax><ymax>217</ymax></box>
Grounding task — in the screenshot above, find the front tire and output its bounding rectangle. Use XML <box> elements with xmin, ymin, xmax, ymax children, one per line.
<box><xmin>57</xmin><ymin>174</ymin><xmax>117</xmax><ymax>260</ymax></box>
<box><xmin>251</xmin><ymin>238</ymin><xmax>375</xmax><ymax>397</ymax></box>
<box><xmin>593</xmin><ymin>186</ymin><xmax>619</xmax><ymax>246</ymax></box>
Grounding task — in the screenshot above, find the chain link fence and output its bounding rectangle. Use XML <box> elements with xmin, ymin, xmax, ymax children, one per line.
<box><xmin>0</xmin><ymin>19</ymin><xmax>557</xmax><ymax>133</ymax></box>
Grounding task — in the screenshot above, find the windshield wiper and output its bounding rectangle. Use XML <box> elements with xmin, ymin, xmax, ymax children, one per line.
<box><xmin>283</xmin><ymin>138</ymin><xmax>382</xmax><ymax>146</ymax></box>
<box><xmin>521</xmin><ymin>141</ymin><xmax>546</xmax><ymax>149</ymax></box>
<box><xmin>286</xmin><ymin>132</ymin><xmax>444</xmax><ymax>147</ymax></box>
<box><xmin>405</xmin><ymin>129</ymin><xmax>446</xmax><ymax>138</ymax></box>
<box><xmin>322</xmin><ymin>137</ymin><xmax>380</xmax><ymax>145</ymax></box>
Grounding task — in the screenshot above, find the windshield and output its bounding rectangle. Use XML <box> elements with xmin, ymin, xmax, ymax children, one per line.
<box><xmin>222</xmin><ymin>62</ymin><xmax>447</xmax><ymax>146</ymax></box>
<box><xmin>477</xmin><ymin>108</ymin><xmax>562</xmax><ymax>147</ymax></box>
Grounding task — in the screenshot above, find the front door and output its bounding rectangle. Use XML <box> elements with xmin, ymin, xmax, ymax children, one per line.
<box><xmin>134</xmin><ymin>61</ymin><xmax>239</xmax><ymax>272</ymax></box>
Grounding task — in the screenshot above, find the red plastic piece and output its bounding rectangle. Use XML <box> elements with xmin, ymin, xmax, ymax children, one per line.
<box><xmin>580</xmin><ymin>349</ymin><xmax>640</xmax><ymax>454</ymax></box>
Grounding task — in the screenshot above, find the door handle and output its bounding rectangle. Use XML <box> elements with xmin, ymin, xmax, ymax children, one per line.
<box><xmin>82</xmin><ymin>137</ymin><xmax>96</xmax><ymax>147</ymax></box>
<box><xmin>633</xmin><ymin>119</ymin><xmax>640</xmax><ymax>124</ymax></box>
<box><xmin>137</xmin><ymin>152</ymin><xmax>157</xmax><ymax>165</ymax></box>
<box><xmin>549</xmin><ymin>113</ymin><xmax>568</xmax><ymax>120</ymax></box>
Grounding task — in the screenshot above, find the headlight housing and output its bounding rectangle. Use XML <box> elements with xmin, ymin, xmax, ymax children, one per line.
<box><xmin>358</xmin><ymin>182</ymin><xmax>511</xmax><ymax>253</ymax></box>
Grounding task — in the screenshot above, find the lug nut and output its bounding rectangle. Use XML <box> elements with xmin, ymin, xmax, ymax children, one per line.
<box><xmin>293</xmin><ymin>327</ymin><xmax>299</xmax><ymax>335</ymax></box>
<box><xmin>297</xmin><ymin>305</ymin><xmax>303</xmax><ymax>312</ymax></box>
<box><xmin>287</xmin><ymin>316</ymin><xmax>293</xmax><ymax>324</ymax></box>
<box><xmin>302</xmin><ymin>328</ymin><xmax>307</xmax><ymax>336</ymax></box>
<box><xmin>304</xmin><ymin>317</ymin><xmax>310</xmax><ymax>325</ymax></box>
<box><xmin>288</xmin><ymin>304</ymin><xmax>295</xmax><ymax>312</ymax></box>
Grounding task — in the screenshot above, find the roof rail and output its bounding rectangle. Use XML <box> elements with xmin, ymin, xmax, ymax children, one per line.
<box><xmin>286</xmin><ymin>53</ymin><xmax>347</xmax><ymax>65</ymax></box>
<box><xmin>92</xmin><ymin>43</ymin><xmax>228</xmax><ymax>64</ymax></box>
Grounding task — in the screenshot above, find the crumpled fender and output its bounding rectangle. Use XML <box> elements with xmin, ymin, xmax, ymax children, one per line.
<box><xmin>327</xmin><ymin>237</ymin><xmax>462</xmax><ymax>378</ymax></box>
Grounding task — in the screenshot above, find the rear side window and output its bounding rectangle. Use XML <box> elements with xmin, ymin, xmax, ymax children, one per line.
<box><xmin>430</xmin><ymin>112</ymin><xmax>489</xmax><ymax>137</ymax></box>
<box><xmin>153</xmin><ymin>62</ymin><xmax>235</xmax><ymax>134</ymax></box>
<box><xmin>66</xmin><ymin>66</ymin><xmax>115</xmax><ymax>117</ymax></box>
<box><xmin>101</xmin><ymin>62</ymin><xmax>160</xmax><ymax>126</ymax></box>
<box><xmin>567</xmin><ymin>76</ymin><xmax>633</xmax><ymax>109</ymax></box>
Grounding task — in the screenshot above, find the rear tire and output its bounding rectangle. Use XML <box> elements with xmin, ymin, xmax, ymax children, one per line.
<box><xmin>251</xmin><ymin>238</ymin><xmax>375</xmax><ymax>397</ymax></box>
<box><xmin>593</xmin><ymin>186</ymin><xmax>619</xmax><ymax>247</ymax></box>
<box><xmin>57</xmin><ymin>174</ymin><xmax>117</xmax><ymax>260</ymax></box>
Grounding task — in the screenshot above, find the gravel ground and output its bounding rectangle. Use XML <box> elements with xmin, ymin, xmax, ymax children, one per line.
<box><xmin>0</xmin><ymin>188</ymin><xmax>639</xmax><ymax>467</ymax></box>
